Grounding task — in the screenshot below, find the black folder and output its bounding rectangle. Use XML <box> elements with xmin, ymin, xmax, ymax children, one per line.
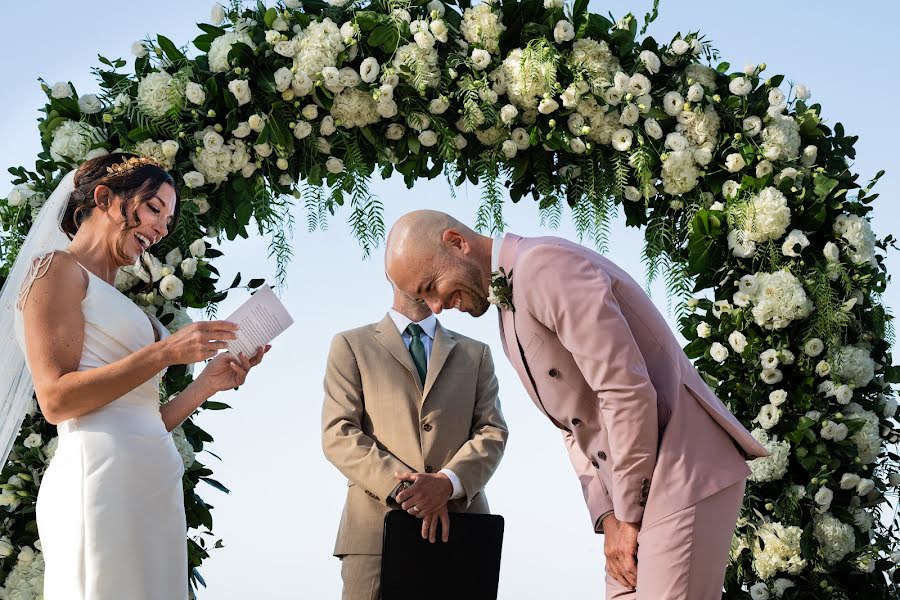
<box><xmin>380</xmin><ymin>510</ymin><xmax>505</xmax><ymax>600</ymax></box>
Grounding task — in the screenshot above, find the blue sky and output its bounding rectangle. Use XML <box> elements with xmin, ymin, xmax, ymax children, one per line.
<box><xmin>1</xmin><ymin>1</ymin><xmax>898</xmax><ymax>597</ymax></box>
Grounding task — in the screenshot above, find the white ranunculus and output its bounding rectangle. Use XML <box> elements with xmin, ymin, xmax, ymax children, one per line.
<box><xmin>644</xmin><ymin>118</ymin><xmax>663</xmax><ymax>140</ymax></box>
<box><xmin>159</xmin><ymin>274</ymin><xmax>184</xmax><ymax>300</ymax></box>
<box><xmin>271</xmin><ymin>67</ymin><xmax>293</xmax><ymax>93</ymax></box>
<box><xmin>248</xmin><ymin>113</ymin><xmax>266</xmax><ymax>132</ymax></box>
<box><xmin>725</xmin><ymin>153</ymin><xmax>746</xmax><ymax>173</ymax></box>
<box><xmin>755</xmin><ymin>161</ymin><xmax>773</xmax><ymax>179</ymax></box>
<box><xmin>696</xmin><ymin>322</ymin><xmax>712</xmax><ymax>338</ymax></box>
<box><xmin>418</xmin><ymin>130</ymin><xmax>438</xmax><ymax>147</ymax></box>
<box><xmin>628</xmin><ymin>74</ymin><xmax>651</xmax><ymax>97</ymax></box>
<box><xmin>768</xmin><ymin>390</ymin><xmax>787</xmax><ymax>406</ymax></box>
<box><xmin>161</xmin><ymin>140</ymin><xmax>179</xmax><ymax>159</ymax></box>
<box><xmin>671</xmin><ymin>39</ymin><xmax>690</xmax><ymax>55</ymax></box>
<box><xmin>471</xmin><ymin>48</ymin><xmax>492</xmax><ymax>71</ymax></box>
<box><xmin>742</xmin><ymin>115</ymin><xmax>762</xmax><ymax>137</ymax></box>
<box><xmin>781</xmin><ymin>229</ymin><xmax>809</xmax><ymax>257</ymax></box>
<box><xmin>726</xmin><ymin>230</ymin><xmax>755</xmax><ymax>259</ymax></box>
<box><xmin>189</xmin><ymin>239</ymin><xmax>206</xmax><ymax>258</ymax></box>
<box><xmin>23</xmin><ymin>432</ymin><xmax>42</xmax><ymax>448</ymax></box>
<box><xmin>686</xmin><ymin>82</ymin><xmax>704</xmax><ymax>102</ymax></box>
<box><xmin>611</xmin><ymin>128</ymin><xmax>633</xmax><ymax>152</ymax></box>
<box><xmin>132</xmin><ymin>41</ymin><xmax>149</xmax><ymax>57</ymax></box>
<box><xmin>325</xmin><ymin>157</ymin><xmax>344</xmax><ymax>173</ymax></box>
<box><xmin>761</xmin><ymin>368</ymin><xmax>783</xmax><ymax>385</ymax></box>
<box><xmin>749</xmin><ymin>583</ymin><xmax>769</xmax><ymax>600</ymax></box>
<box><xmin>834</xmin><ymin>384</ymin><xmax>853</xmax><ymax>405</ymax></box>
<box><xmin>760</xmin><ymin>349</ymin><xmax>779</xmax><ymax>369</ymax></box>
<box><xmin>186</xmin><ymin>82</ymin><xmax>206</xmax><ymax>105</ymax></box>
<box><xmin>554</xmin><ymin>20</ymin><xmax>575</xmax><ymax>43</ymax></box>
<box><xmin>427</xmin><ymin>0</ymin><xmax>445</xmax><ymax>16</ymax></box>
<box><xmin>620</xmin><ymin>103</ymin><xmax>639</xmax><ymax>126</ymax></box>
<box><xmin>663</xmin><ymin>91</ymin><xmax>683</xmax><ymax>116</ymax></box>
<box><xmin>710</xmin><ymin>342</ymin><xmax>729</xmax><ymax>363</ymax></box>
<box><xmin>497</xmin><ymin>104</ymin><xmax>518</xmax><ymax>126</ymax></box>
<box><xmin>501</xmin><ymin>140</ymin><xmax>518</xmax><ymax>159</ymax></box>
<box><xmin>78</xmin><ymin>94</ymin><xmax>102</xmax><ymax>115</ymax></box>
<box><xmin>840</xmin><ymin>472</ymin><xmax>861</xmax><ymax>490</ymax></box>
<box><xmin>165</xmin><ymin>248</ymin><xmax>183</xmax><ymax>268</ymax></box>
<box><xmin>623</xmin><ymin>186</ymin><xmax>641</xmax><ymax>202</ymax></box>
<box><xmin>385</xmin><ymin>124</ymin><xmax>405</xmax><ymax>141</ymax></box>
<box><xmin>511</xmin><ymin>128</ymin><xmax>530</xmax><ymax>151</ymax></box>
<box><xmin>638</xmin><ymin>50</ymin><xmax>660</xmax><ymax>74</ymax></box>
<box><xmin>358</xmin><ymin>57</ymin><xmax>381</xmax><ymax>84</ymax></box>
<box><xmin>228</xmin><ymin>79</ymin><xmax>252</xmax><ymax>106</ymax></box>
<box><xmin>232</xmin><ymin>122</ymin><xmax>252</xmax><ymax>139</ymax></box>
<box><xmin>276</xmin><ymin>158</ymin><xmax>289</xmax><ymax>170</ymax></box>
<box><xmin>176</xmin><ymin>257</ymin><xmax>197</xmax><ymax>279</ymax></box>
<box><xmin>414</xmin><ymin>30</ymin><xmax>436</xmax><ymax>50</ymax></box>
<box><xmin>319</xmin><ymin>115</ymin><xmax>336</xmax><ymax>136</ymax></box>
<box><xmin>51</xmin><ymin>81</ymin><xmax>74</xmax><ymax>99</ymax></box>
<box><xmin>729</xmin><ymin>77</ymin><xmax>752</xmax><ymax>96</ymax></box>
<box><xmin>429</xmin><ymin>97</ymin><xmax>450</xmax><ymax>115</ymax></box>
<box><xmin>569</xmin><ymin>138</ymin><xmax>586</xmax><ymax>154</ymax></box>
<box><xmin>794</xmin><ymin>84</ymin><xmax>811</xmax><ymax>100</ymax></box>
<box><xmin>768</xmin><ymin>88</ymin><xmax>785</xmax><ymax>106</ymax></box>
<box><xmin>756</xmin><ymin>404</ymin><xmax>781</xmax><ymax>429</ymax></box>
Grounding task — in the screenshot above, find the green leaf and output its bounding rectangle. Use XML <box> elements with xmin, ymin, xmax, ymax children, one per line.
<box><xmin>355</xmin><ymin>11</ymin><xmax>380</xmax><ymax>32</ymax></box>
<box><xmin>263</xmin><ymin>7</ymin><xmax>279</xmax><ymax>29</ymax></box>
<box><xmin>200</xmin><ymin>477</ymin><xmax>231</xmax><ymax>494</ymax></box>
<box><xmin>247</xmin><ymin>278</ymin><xmax>265</xmax><ymax>289</ymax></box>
<box><xmin>157</xmin><ymin>35</ymin><xmax>186</xmax><ymax>63</ymax></box>
<box><xmin>229</xmin><ymin>273</ymin><xmax>241</xmax><ymax>288</ymax></box>
<box><xmin>202</xmin><ymin>401</ymin><xmax>231</xmax><ymax>410</ymax></box>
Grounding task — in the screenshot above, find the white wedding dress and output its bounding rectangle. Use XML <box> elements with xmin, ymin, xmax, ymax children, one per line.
<box><xmin>14</xmin><ymin>253</ymin><xmax>188</xmax><ymax>599</ymax></box>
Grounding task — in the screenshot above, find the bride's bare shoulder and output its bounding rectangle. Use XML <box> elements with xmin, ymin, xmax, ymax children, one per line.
<box><xmin>18</xmin><ymin>251</ymin><xmax>88</xmax><ymax>312</ymax></box>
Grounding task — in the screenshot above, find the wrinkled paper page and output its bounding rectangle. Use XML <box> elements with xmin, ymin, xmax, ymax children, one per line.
<box><xmin>224</xmin><ymin>285</ymin><xmax>294</xmax><ymax>356</ymax></box>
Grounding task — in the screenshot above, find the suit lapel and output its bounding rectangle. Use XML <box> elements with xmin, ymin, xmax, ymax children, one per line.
<box><xmin>374</xmin><ymin>314</ymin><xmax>423</xmax><ymax>394</ymax></box>
<box><xmin>422</xmin><ymin>322</ymin><xmax>457</xmax><ymax>401</ymax></box>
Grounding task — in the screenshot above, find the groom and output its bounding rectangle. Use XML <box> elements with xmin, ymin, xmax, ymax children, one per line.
<box><xmin>385</xmin><ymin>211</ymin><xmax>768</xmax><ymax>599</ymax></box>
<box><xmin>322</xmin><ymin>281</ymin><xmax>508</xmax><ymax>600</ymax></box>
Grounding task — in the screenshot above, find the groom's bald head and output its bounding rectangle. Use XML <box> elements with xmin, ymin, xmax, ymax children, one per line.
<box><xmin>385</xmin><ymin>210</ymin><xmax>493</xmax><ymax>317</ymax></box>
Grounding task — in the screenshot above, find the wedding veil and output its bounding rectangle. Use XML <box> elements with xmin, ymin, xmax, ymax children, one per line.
<box><xmin>0</xmin><ymin>170</ymin><xmax>75</xmax><ymax>464</ymax></box>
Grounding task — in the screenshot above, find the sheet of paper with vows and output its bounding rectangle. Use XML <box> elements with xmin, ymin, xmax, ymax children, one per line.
<box><xmin>223</xmin><ymin>285</ymin><xmax>294</xmax><ymax>356</ymax></box>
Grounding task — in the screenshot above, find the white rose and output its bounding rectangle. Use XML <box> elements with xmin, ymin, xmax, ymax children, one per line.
<box><xmin>23</xmin><ymin>432</ymin><xmax>42</xmax><ymax>448</ymax></box>
<box><xmin>856</xmin><ymin>478</ymin><xmax>875</xmax><ymax>496</ymax></box>
<box><xmin>814</xmin><ymin>486</ymin><xmax>833</xmax><ymax>508</ymax></box>
<box><xmin>553</xmin><ymin>20</ymin><xmax>575</xmax><ymax>44</ymax></box>
<box><xmin>471</xmin><ymin>48</ymin><xmax>491</xmax><ymax>71</ymax></box>
<box><xmin>418</xmin><ymin>130</ymin><xmax>438</xmax><ymax>147</ymax></box>
<box><xmin>78</xmin><ymin>94</ymin><xmax>102</xmax><ymax>115</ymax></box>
<box><xmin>729</xmin><ymin>77</ymin><xmax>752</xmax><ymax>96</ymax></box>
<box><xmin>414</xmin><ymin>31</ymin><xmax>435</xmax><ymax>50</ymax></box>
<box><xmin>620</xmin><ymin>103</ymin><xmax>639</xmax><ymax>126</ymax></box>
<box><xmin>611</xmin><ymin>128</ymin><xmax>633</xmax><ymax>152</ymax></box>
<box><xmin>276</xmin><ymin>157</ymin><xmax>289</xmax><ymax>170</ymax></box>
<box><xmin>427</xmin><ymin>0</ymin><xmax>446</xmax><ymax>17</ymax></box>
<box><xmin>386</xmin><ymin>124</ymin><xmax>405</xmax><ymax>141</ymax></box>
<box><xmin>538</xmin><ymin>97</ymin><xmax>559</xmax><ymax>114</ymax></box>
<box><xmin>696</xmin><ymin>322</ymin><xmax>712</xmax><ymax>338</ymax></box>
<box><xmin>834</xmin><ymin>384</ymin><xmax>853</xmax><ymax>405</ymax></box>
<box><xmin>183</xmin><ymin>171</ymin><xmax>205</xmax><ymax>188</ymax></box>
<box><xmin>248</xmin><ymin>114</ymin><xmax>266</xmax><ymax>132</ymax></box>
<box><xmin>51</xmin><ymin>81</ymin><xmax>74</xmax><ymax>99</ymax></box>
<box><xmin>644</xmin><ymin>118</ymin><xmax>663</xmax><ymax>140</ymax></box>
<box><xmin>840</xmin><ymin>473</ymin><xmax>861</xmax><ymax>490</ymax></box>
<box><xmin>165</xmin><ymin>248</ymin><xmax>183</xmax><ymax>267</ymax></box>
<box><xmin>728</xmin><ymin>331</ymin><xmax>747</xmax><ymax>353</ymax></box>
<box><xmin>749</xmin><ymin>582</ymin><xmax>769</xmax><ymax>600</ymax></box>
<box><xmin>232</xmin><ymin>122</ymin><xmax>251</xmax><ymax>138</ymax></box>
<box><xmin>804</xmin><ymin>338</ymin><xmax>824</xmax><ymax>357</ymax></box>
<box><xmin>815</xmin><ymin>360</ymin><xmax>831</xmax><ymax>377</ymax></box>
<box><xmin>794</xmin><ymin>84</ymin><xmax>811</xmax><ymax>100</ymax></box>
<box><xmin>821</xmin><ymin>241</ymin><xmax>840</xmax><ymax>262</ymax></box>
<box><xmin>569</xmin><ymin>138</ymin><xmax>586</xmax><ymax>154</ymax></box>
<box><xmin>767</xmin><ymin>390</ymin><xmax>787</xmax><ymax>406</ymax></box>
<box><xmin>756</xmin><ymin>160</ymin><xmax>774</xmax><ymax>178</ymax></box>
<box><xmin>671</xmin><ymin>39</ymin><xmax>690</xmax><ymax>55</ymax></box>
<box><xmin>320</xmin><ymin>116</ymin><xmax>337</xmax><ymax>136</ymax></box>
<box><xmin>254</xmin><ymin>143</ymin><xmax>273</xmax><ymax>158</ymax></box>
<box><xmin>663</xmin><ymin>91</ymin><xmax>683</xmax><ymax>116</ymax></box>
<box><xmin>710</xmin><ymin>342</ymin><xmax>729</xmax><ymax>363</ymax></box>
<box><xmin>756</xmin><ymin>404</ymin><xmax>781</xmax><ymax>429</ymax></box>
<box><xmin>161</xmin><ymin>140</ymin><xmax>179</xmax><ymax>159</ymax></box>
<box><xmin>274</xmin><ymin>67</ymin><xmax>293</xmax><ymax>92</ymax></box>
<box><xmin>685</xmin><ymin>82</ymin><xmax>704</xmax><ymax>103</ymax></box>
<box><xmin>189</xmin><ymin>239</ymin><xmax>207</xmax><ymax>258</ymax></box>
<box><xmin>743</xmin><ymin>115</ymin><xmax>762</xmax><ymax>137</ymax></box>
<box><xmin>801</xmin><ymin>145</ymin><xmax>818</xmax><ymax>167</ymax></box>
<box><xmin>429</xmin><ymin>97</ymin><xmax>450</xmax><ymax>115</ymax></box>
<box><xmin>502</xmin><ymin>140</ymin><xmax>518</xmax><ymax>159</ymax></box>
<box><xmin>430</xmin><ymin>20</ymin><xmax>449</xmax><ymax>43</ymax></box>
<box><xmin>725</xmin><ymin>153</ymin><xmax>746</xmax><ymax>173</ymax></box>
<box><xmin>499</xmin><ymin>104</ymin><xmax>519</xmax><ymax>125</ymax></box>
<box><xmin>768</xmin><ymin>88</ymin><xmax>785</xmax><ymax>106</ymax></box>
<box><xmin>293</xmin><ymin>121</ymin><xmax>312</xmax><ymax>140</ymax></box>
<box><xmin>159</xmin><ymin>274</ymin><xmax>184</xmax><ymax>300</ymax></box>
<box><xmin>326</xmin><ymin>157</ymin><xmax>344</xmax><ymax>173</ymax></box>
<box><xmin>180</xmin><ymin>258</ymin><xmax>198</xmax><ymax>279</ymax></box>
<box><xmin>624</xmin><ymin>186</ymin><xmax>641</xmax><ymax>202</ymax></box>
<box><xmin>761</xmin><ymin>368</ymin><xmax>783</xmax><ymax>384</ymax></box>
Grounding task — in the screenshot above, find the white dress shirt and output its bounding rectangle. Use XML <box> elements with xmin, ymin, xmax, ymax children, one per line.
<box><xmin>387</xmin><ymin>310</ymin><xmax>464</xmax><ymax>500</ymax></box>
<box><xmin>491</xmin><ymin>235</ymin><xmax>503</xmax><ymax>274</ymax></box>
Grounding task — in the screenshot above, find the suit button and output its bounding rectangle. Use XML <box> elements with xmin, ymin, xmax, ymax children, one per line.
<box><xmin>572</xmin><ymin>418</ymin><xmax>582</xmax><ymax>427</ymax></box>
<box><xmin>425</xmin><ymin>465</ymin><xmax>433</xmax><ymax>473</ymax></box>
<box><xmin>423</xmin><ymin>424</ymin><xmax>433</xmax><ymax>432</ymax></box>
<box><xmin>548</xmin><ymin>368</ymin><xmax>559</xmax><ymax>378</ymax></box>
<box><xmin>597</xmin><ymin>451</ymin><xmax>607</xmax><ymax>461</ymax></box>
<box><xmin>591</xmin><ymin>460</ymin><xmax>599</xmax><ymax>469</ymax></box>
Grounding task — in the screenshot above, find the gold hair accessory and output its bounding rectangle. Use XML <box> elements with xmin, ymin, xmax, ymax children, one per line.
<box><xmin>105</xmin><ymin>155</ymin><xmax>166</xmax><ymax>176</ymax></box>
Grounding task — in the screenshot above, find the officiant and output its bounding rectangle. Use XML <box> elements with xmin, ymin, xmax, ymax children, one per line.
<box><xmin>321</xmin><ymin>283</ymin><xmax>508</xmax><ymax>600</ymax></box>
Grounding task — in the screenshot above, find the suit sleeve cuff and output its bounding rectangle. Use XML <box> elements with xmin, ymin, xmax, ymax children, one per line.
<box><xmin>594</xmin><ymin>511</ymin><xmax>614</xmax><ymax>534</ymax></box>
<box><xmin>439</xmin><ymin>468</ymin><xmax>464</xmax><ymax>500</ymax></box>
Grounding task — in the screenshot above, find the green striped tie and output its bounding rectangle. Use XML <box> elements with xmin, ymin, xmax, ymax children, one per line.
<box><xmin>405</xmin><ymin>323</ymin><xmax>427</xmax><ymax>385</ymax></box>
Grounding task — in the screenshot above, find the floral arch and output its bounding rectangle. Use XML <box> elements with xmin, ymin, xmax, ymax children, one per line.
<box><xmin>1</xmin><ymin>0</ymin><xmax>898</xmax><ymax>597</ymax></box>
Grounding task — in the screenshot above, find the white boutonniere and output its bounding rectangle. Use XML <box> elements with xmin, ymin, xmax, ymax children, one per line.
<box><xmin>488</xmin><ymin>267</ymin><xmax>515</xmax><ymax>312</ymax></box>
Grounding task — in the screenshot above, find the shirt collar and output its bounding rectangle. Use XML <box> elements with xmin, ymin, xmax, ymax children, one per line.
<box><xmin>491</xmin><ymin>235</ymin><xmax>503</xmax><ymax>273</ymax></box>
<box><xmin>388</xmin><ymin>310</ymin><xmax>438</xmax><ymax>339</ymax></box>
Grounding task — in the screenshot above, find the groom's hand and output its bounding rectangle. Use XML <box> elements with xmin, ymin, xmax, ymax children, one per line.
<box><xmin>394</xmin><ymin>471</ymin><xmax>453</xmax><ymax>518</ymax></box>
<box><xmin>421</xmin><ymin>506</ymin><xmax>451</xmax><ymax>543</ymax></box>
<box><xmin>602</xmin><ymin>514</ymin><xmax>639</xmax><ymax>590</ymax></box>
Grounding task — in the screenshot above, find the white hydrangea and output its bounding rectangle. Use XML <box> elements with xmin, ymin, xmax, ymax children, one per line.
<box><xmin>831</xmin><ymin>345</ymin><xmax>875</xmax><ymax>387</ymax></box>
<box><xmin>393</xmin><ymin>42</ymin><xmax>440</xmax><ymax>89</ymax></box>
<box><xmin>747</xmin><ymin>270</ymin><xmax>813</xmax><ymax>330</ymax></box>
<box><xmin>0</xmin><ymin>546</ymin><xmax>45</xmax><ymax>600</ymax></box>
<box><xmin>748</xmin><ymin>428</ymin><xmax>790</xmax><ymax>482</ymax></box>
<box><xmin>660</xmin><ymin>150</ymin><xmax>699</xmax><ymax>195</ymax></box>
<box><xmin>49</xmin><ymin>120</ymin><xmax>104</xmax><ymax>163</ymax></box>
<box><xmin>846</xmin><ymin>402</ymin><xmax>882</xmax><ymax>464</ymax></box>
<box><xmin>752</xmin><ymin>521</ymin><xmax>807</xmax><ymax>579</ymax></box>
<box><xmin>293</xmin><ymin>18</ymin><xmax>345</xmax><ymax>80</ymax></box>
<box><xmin>740</xmin><ymin>187</ymin><xmax>791</xmax><ymax>243</ymax></box>
<box><xmin>502</xmin><ymin>48</ymin><xmax>554</xmax><ymax>111</ymax></box>
<box><xmin>171</xmin><ymin>426</ymin><xmax>196</xmax><ymax>468</ymax></box>
<box><xmin>676</xmin><ymin>106</ymin><xmax>720</xmax><ymax>147</ymax></box>
<box><xmin>209</xmin><ymin>30</ymin><xmax>256</xmax><ymax>73</ymax></box>
<box><xmin>137</xmin><ymin>70</ymin><xmax>185</xmax><ymax>119</ymax></box>
<box><xmin>330</xmin><ymin>88</ymin><xmax>380</xmax><ymax>129</ymax></box>
<box><xmin>189</xmin><ymin>128</ymin><xmax>250</xmax><ymax>185</ymax></box>
<box><xmin>833</xmin><ymin>214</ymin><xmax>878</xmax><ymax>267</ymax></box>
<box><xmin>761</xmin><ymin>113</ymin><xmax>801</xmax><ymax>162</ymax></box>
<box><xmin>132</xmin><ymin>139</ymin><xmax>177</xmax><ymax>171</ymax></box>
<box><xmin>460</xmin><ymin>4</ymin><xmax>506</xmax><ymax>53</ymax></box>
<box><xmin>569</xmin><ymin>38</ymin><xmax>621</xmax><ymax>91</ymax></box>
<box><xmin>686</xmin><ymin>63</ymin><xmax>717</xmax><ymax>90</ymax></box>
<box><xmin>813</xmin><ymin>513</ymin><xmax>855</xmax><ymax>564</ymax></box>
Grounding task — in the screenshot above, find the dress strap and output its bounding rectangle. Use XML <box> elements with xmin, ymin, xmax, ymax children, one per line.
<box><xmin>15</xmin><ymin>250</ymin><xmax>87</xmax><ymax>311</ymax></box>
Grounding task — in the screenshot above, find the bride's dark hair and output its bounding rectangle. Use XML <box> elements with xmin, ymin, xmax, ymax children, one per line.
<box><xmin>63</xmin><ymin>152</ymin><xmax>181</xmax><ymax>250</ymax></box>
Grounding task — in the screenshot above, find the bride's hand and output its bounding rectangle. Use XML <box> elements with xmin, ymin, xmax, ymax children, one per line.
<box><xmin>161</xmin><ymin>321</ymin><xmax>239</xmax><ymax>366</ymax></box>
<box><xmin>195</xmin><ymin>345</ymin><xmax>269</xmax><ymax>395</ymax></box>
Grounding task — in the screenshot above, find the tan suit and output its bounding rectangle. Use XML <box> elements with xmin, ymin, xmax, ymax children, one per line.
<box><xmin>322</xmin><ymin>314</ymin><xmax>508</xmax><ymax>600</ymax></box>
<box><xmin>495</xmin><ymin>234</ymin><xmax>767</xmax><ymax>599</ymax></box>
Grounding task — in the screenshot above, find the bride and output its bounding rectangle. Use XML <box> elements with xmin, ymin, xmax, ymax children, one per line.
<box><xmin>2</xmin><ymin>152</ymin><xmax>267</xmax><ymax>599</ymax></box>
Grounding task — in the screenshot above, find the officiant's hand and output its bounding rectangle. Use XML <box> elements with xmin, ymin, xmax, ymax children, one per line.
<box><xmin>394</xmin><ymin>471</ymin><xmax>452</xmax><ymax>518</ymax></box>
<box><xmin>602</xmin><ymin>514</ymin><xmax>639</xmax><ymax>590</ymax></box>
<box><xmin>196</xmin><ymin>346</ymin><xmax>269</xmax><ymax>395</ymax></box>
<box><xmin>421</xmin><ymin>505</ymin><xmax>450</xmax><ymax>543</ymax></box>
